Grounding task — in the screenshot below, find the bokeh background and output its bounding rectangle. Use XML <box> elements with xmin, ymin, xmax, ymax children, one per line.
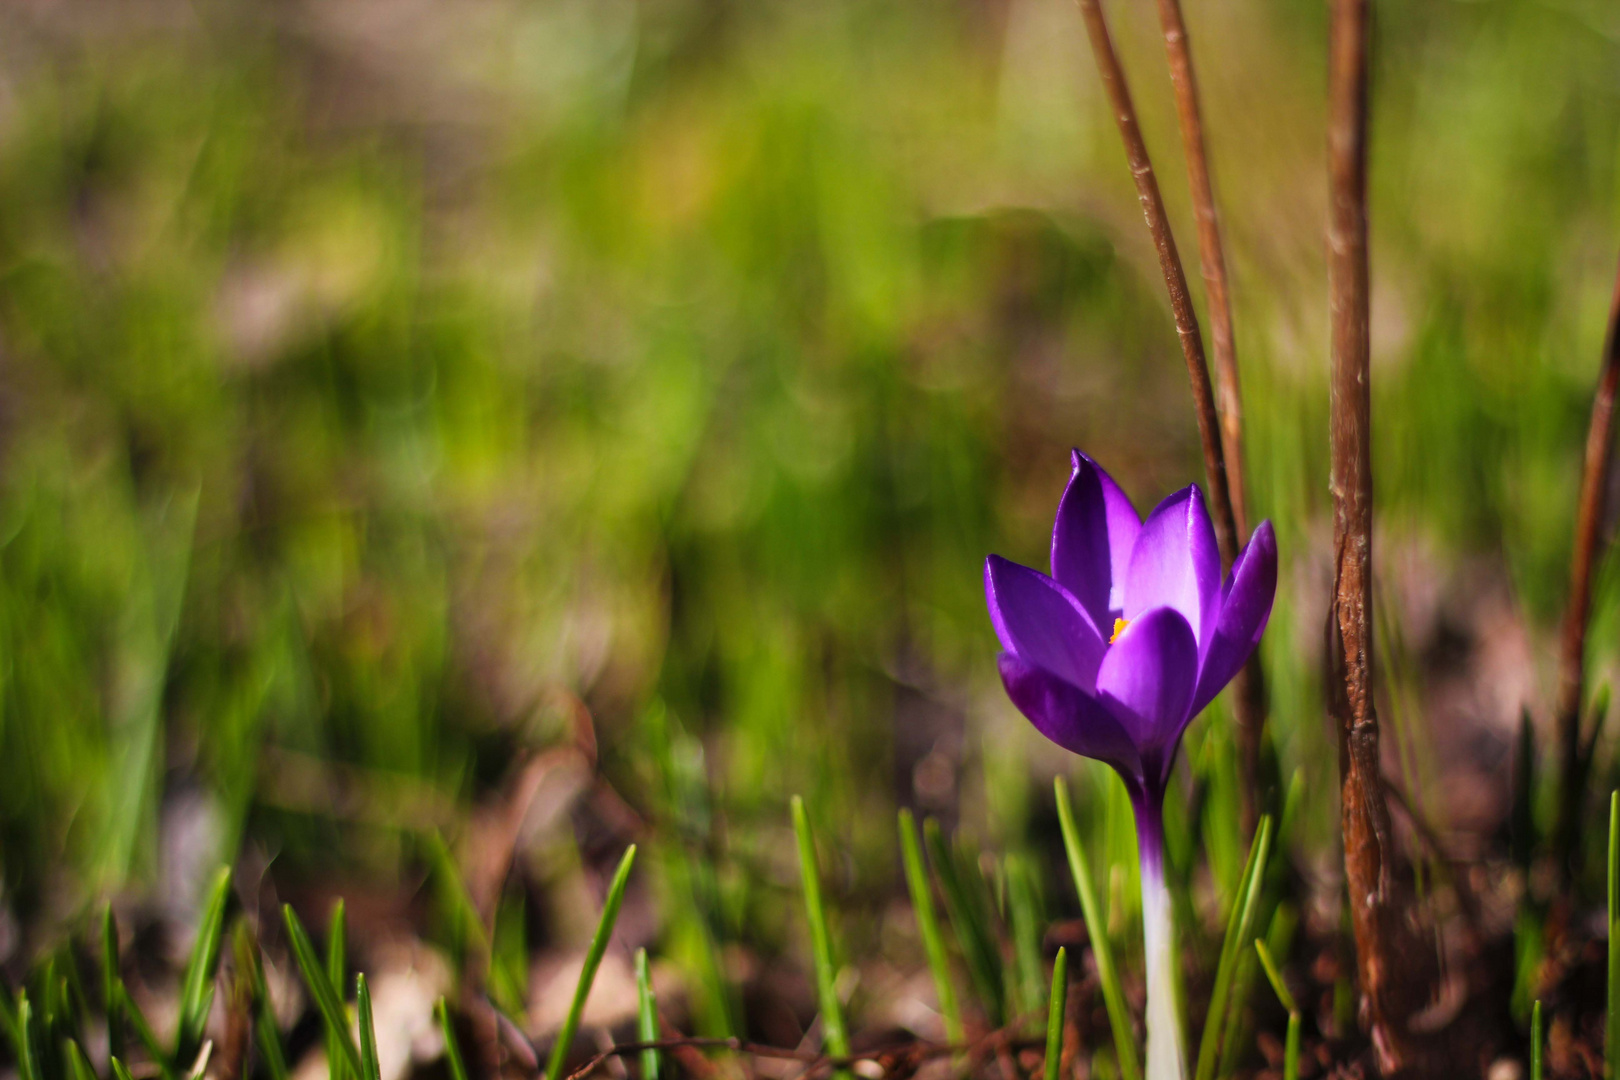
<box><xmin>2</xmin><ymin>0</ymin><xmax>1619</xmax><ymax>1049</ymax></box>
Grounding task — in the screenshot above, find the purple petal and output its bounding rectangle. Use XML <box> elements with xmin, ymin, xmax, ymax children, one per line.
<box><xmin>1051</xmin><ymin>450</ymin><xmax>1141</xmax><ymax>628</ymax></box>
<box><xmin>985</xmin><ymin>556</ymin><xmax>1106</xmax><ymax>691</ymax></box>
<box><xmin>1191</xmin><ymin>520</ymin><xmax>1279</xmax><ymax>715</ymax></box>
<box><xmin>1095</xmin><ymin>606</ymin><xmax>1198</xmax><ymax>751</ymax></box>
<box><xmin>997</xmin><ymin>652</ymin><xmax>1142</xmax><ymax>775</ymax></box>
<box><xmin>1123</xmin><ymin>486</ymin><xmax>1221</xmax><ymax>654</ymax></box>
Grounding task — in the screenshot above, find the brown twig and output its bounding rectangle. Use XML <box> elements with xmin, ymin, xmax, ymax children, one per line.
<box><xmin>562</xmin><ymin>1024</ymin><xmax>1049</xmax><ymax>1080</ymax></box>
<box><xmin>1150</xmin><ymin>0</ymin><xmax>1270</xmax><ymax>833</ymax></box>
<box><xmin>1553</xmin><ymin>252</ymin><xmax>1620</xmax><ymax>876</ymax></box>
<box><xmin>1073</xmin><ymin>0</ymin><xmax>1238</xmax><ymax>568</ymax></box>
<box><xmin>1151</xmin><ymin>0</ymin><xmax>1247</xmax><ymax>541</ymax></box>
<box><xmin>1326</xmin><ymin>0</ymin><xmax>1432</xmax><ymax>1071</ymax></box>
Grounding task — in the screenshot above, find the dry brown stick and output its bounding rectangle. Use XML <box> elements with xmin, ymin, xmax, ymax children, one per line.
<box><xmin>1152</xmin><ymin>0</ymin><xmax>1247</xmax><ymax>542</ymax></box>
<box><xmin>1553</xmin><ymin>253</ymin><xmax>1620</xmax><ymax>875</ymax></box>
<box><xmin>1073</xmin><ymin>0</ymin><xmax>1238</xmax><ymax>568</ymax></box>
<box><xmin>1326</xmin><ymin>0</ymin><xmax>1428</xmax><ymax>1071</ymax></box>
<box><xmin>1150</xmin><ymin>0</ymin><xmax>1270</xmax><ymax>832</ymax></box>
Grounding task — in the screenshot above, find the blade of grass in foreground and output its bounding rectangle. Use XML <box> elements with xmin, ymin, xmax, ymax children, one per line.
<box><xmin>357</xmin><ymin>974</ymin><xmax>382</xmax><ymax>1080</ymax></box>
<box><xmin>327</xmin><ymin>902</ymin><xmax>350</xmax><ymax>1080</ymax></box>
<box><xmin>1255</xmin><ymin>940</ymin><xmax>1298</xmax><ymax>1080</ymax></box>
<box><xmin>235</xmin><ymin>922</ymin><xmax>289</xmax><ymax>1080</ymax></box>
<box><xmin>1055</xmin><ymin>777</ymin><xmax>1140</xmax><ymax>1080</ymax></box>
<box><xmin>111</xmin><ymin>1058</ymin><xmax>136</xmax><ymax>1080</ymax></box>
<box><xmin>1195</xmin><ymin>815</ymin><xmax>1274</xmax><ymax>1080</ymax></box>
<box><xmin>635</xmin><ymin>948</ymin><xmax>661</xmax><ymax>1080</ymax></box>
<box><xmin>1044</xmin><ymin>947</ymin><xmax>1068</xmax><ymax>1080</ymax></box>
<box><xmin>544</xmin><ymin>844</ymin><xmax>638</xmax><ymax>1080</ymax></box>
<box><xmin>437</xmin><ymin>998</ymin><xmax>470</xmax><ymax>1080</ymax></box>
<box><xmin>15</xmin><ymin>993</ymin><xmax>39</xmax><ymax>1080</ymax></box>
<box><xmin>924</xmin><ymin>817</ymin><xmax>1005</xmax><ymax>1028</ymax></box>
<box><xmin>101</xmin><ymin>906</ymin><xmax>124</xmax><ymax>1065</ymax></box>
<box><xmin>897</xmin><ymin>809</ymin><xmax>962</xmax><ymax>1045</ymax></box>
<box><xmin>792</xmin><ymin>797</ymin><xmax>851</xmax><ymax>1077</ymax></box>
<box><xmin>1007</xmin><ymin>854</ymin><xmax>1046</xmax><ymax>1030</ymax></box>
<box><xmin>64</xmin><ymin>1039</ymin><xmax>97</xmax><ymax>1080</ymax></box>
<box><xmin>1530</xmin><ymin>999</ymin><xmax>1543</xmax><ymax>1080</ymax></box>
<box><xmin>281</xmin><ymin>905</ymin><xmax>362</xmax><ymax>1077</ymax></box>
<box><xmin>176</xmin><ymin>867</ymin><xmax>233</xmax><ymax>1064</ymax></box>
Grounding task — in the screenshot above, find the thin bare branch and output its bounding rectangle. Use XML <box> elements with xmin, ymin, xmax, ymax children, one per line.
<box><xmin>1326</xmin><ymin>0</ymin><xmax>1431</xmax><ymax>1070</ymax></box>
<box><xmin>1072</xmin><ymin>0</ymin><xmax>1239</xmax><ymax>568</ymax></box>
<box><xmin>1554</xmin><ymin>253</ymin><xmax>1620</xmax><ymax>875</ymax></box>
<box><xmin>1150</xmin><ymin>0</ymin><xmax>1268</xmax><ymax>833</ymax></box>
<box><xmin>1153</xmin><ymin>0</ymin><xmax>1247</xmax><ymax>540</ymax></box>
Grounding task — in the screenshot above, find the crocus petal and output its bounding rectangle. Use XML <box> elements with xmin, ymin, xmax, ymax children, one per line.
<box><xmin>1095</xmin><ymin>606</ymin><xmax>1198</xmax><ymax>752</ymax></box>
<box><xmin>1124</xmin><ymin>486</ymin><xmax>1221</xmax><ymax>654</ymax></box>
<box><xmin>1191</xmin><ymin>520</ymin><xmax>1279</xmax><ymax>715</ymax></box>
<box><xmin>985</xmin><ymin>556</ymin><xmax>1107</xmax><ymax>691</ymax></box>
<box><xmin>1051</xmin><ymin>450</ymin><xmax>1141</xmax><ymax>628</ymax></box>
<box><xmin>998</xmin><ymin>652</ymin><xmax>1142</xmax><ymax>776</ymax></box>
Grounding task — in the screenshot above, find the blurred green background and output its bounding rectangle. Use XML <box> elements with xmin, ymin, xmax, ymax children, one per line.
<box><xmin>0</xmin><ymin>0</ymin><xmax>1618</xmax><ymax>1014</ymax></box>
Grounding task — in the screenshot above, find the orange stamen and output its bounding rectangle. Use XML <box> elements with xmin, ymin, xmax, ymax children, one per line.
<box><xmin>1111</xmin><ymin>617</ymin><xmax>1130</xmax><ymax>644</ymax></box>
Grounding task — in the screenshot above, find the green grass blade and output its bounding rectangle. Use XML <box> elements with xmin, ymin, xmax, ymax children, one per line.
<box><xmin>111</xmin><ymin>1058</ymin><xmax>137</xmax><ymax>1080</ymax></box>
<box><xmin>235</xmin><ymin>923</ymin><xmax>289</xmax><ymax>1080</ymax></box>
<box><xmin>437</xmin><ymin>998</ymin><xmax>470</xmax><ymax>1080</ymax></box>
<box><xmin>281</xmin><ymin>905</ymin><xmax>361</xmax><ymax>1077</ymax></box>
<box><xmin>1256</xmin><ymin>940</ymin><xmax>1299</xmax><ymax>1080</ymax></box>
<box><xmin>635</xmin><ymin>948</ymin><xmax>661</xmax><ymax>1080</ymax></box>
<box><xmin>1054</xmin><ymin>777</ymin><xmax>1140</xmax><ymax>1080</ymax></box>
<box><xmin>1044</xmin><ymin>947</ymin><xmax>1067</xmax><ymax>1080</ymax></box>
<box><xmin>544</xmin><ymin>845</ymin><xmax>638</xmax><ymax>1080</ymax></box>
<box><xmin>1007</xmin><ymin>854</ymin><xmax>1045</xmax><ymax>1031</ymax></box>
<box><xmin>897</xmin><ymin>809</ymin><xmax>963</xmax><ymax>1045</ymax></box>
<box><xmin>124</xmin><ymin>986</ymin><xmax>172</xmax><ymax>1074</ymax></box>
<box><xmin>1531</xmin><ymin>999</ymin><xmax>1543</xmax><ymax>1080</ymax></box>
<box><xmin>357</xmin><ymin>974</ymin><xmax>382</xmax><ymax>1080</ymax></box>
<box><xmin>791</xmin><ymin>797</ymin><xmax>850</xmax><ymax>1076</ymax></box>
<box><xmin>923</xmin><ymin>817</ymin><xmax>1005</xmax><ymax>1027</ymax></box>
<box><xmin>176</xmin><ymin>866</ymin><xmax>233</xmax><ymax>1063</ymax></box>
<box><xmin>102</xmin><ymin>906</ymin><xmax>125</xmax><ymax>1065</ymax></box>
<box><xmin>16</xmin><ymin>993</ymin><xmax>40</xmax><ymax>1080</ymax></box>
<box><xmin>1608</xmin><ymin>791</ymin><xmax>1618</xmax><ymax>1079</ymax></box>
<box><xmin>327</xmin><ymin>901</ymin><xmax>350</xmax><ymax>1080</ymax></box>
<box><xmin>1194</xmin><ymin>815</ymin><xmax>1274</xmax><ymax>1080</ymax></box>
<box><xmin>1253</xmin><ymin>940</ymin><xmax>1295</xmax><ymax>1014</ymax></box>
<box><xmin>64</xmin><ymin>1038</ymin><xmax>96</xmax><ymax>1080</ymax></box>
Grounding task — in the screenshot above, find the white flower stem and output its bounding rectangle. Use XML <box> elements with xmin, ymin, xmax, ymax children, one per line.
<box><xmin>1138</xmin><ymin>807</ymin><xmax>1187</xmax><ymax>1080</ymax></box>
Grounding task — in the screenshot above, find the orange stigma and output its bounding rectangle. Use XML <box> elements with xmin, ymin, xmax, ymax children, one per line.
<box><xmin>1110</xmin><ymin>617</ymin><xmax>1130</xmax><ymax>644</ymax></box>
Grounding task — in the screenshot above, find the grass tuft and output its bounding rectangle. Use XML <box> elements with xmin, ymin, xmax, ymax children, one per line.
<box><xmin>544</xmin><ymin>845</ymin><xmax>638</xmax><ymax>1080</ymax></box>
<box><xmin>1055</xmin><ymin>777</ymin><xmax>1140</xmax><ymax>1080</ymax></box>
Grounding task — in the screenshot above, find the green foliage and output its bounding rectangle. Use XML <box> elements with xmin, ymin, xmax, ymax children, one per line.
<box><xmin>1255</xmin><ymin>940</ymin><xmax>1299</xmax><ymax>1080</ymax></box>
<box><xmin>924</xmin><ymin>817</ymin><xmax>1006</xmax><ymax>1029</ymax></box>
<box><xmin>437</xmin><ymin>999</ymin><xmax>470</xmax><ymax>1080</ymax></box>
<box><xmin>175</xmin><ymin>867</ymin><xmax>232</xmax><ymax>1065</ymax></box>
<box><xmin>281</xmin><ymin>904</ymin><xmax>362</xmax><ymax>1077</ymax></box>
<box><xmin>897</xmin><ymin>809</ymin><xmax>962</xmax><ymax>1045</ymax></box>
<box><xmin>1531</xmin><ymin>999</ymin><xmax>1543</xmax><ymax>1080</ymax></box>
<box><xmin>1044</xmin><ymin>947</ymin><xmax>1068</xmax><ymax>1080</ymax></box>
<box><xmin>1055</xmin><ymin>777</ymin><xmax>1140</xmax><ymax>1080</ymax></box>
<box><xmin>544</xmin><ymin>845</ymin><xmax>638</xmax><ymax>1080</ymax></box>
<box><xmin>792</xmin><ymin>798</ymin><xmax>850</xmax><ymax>1075</ymax></box>
<box><xmin>1197</xmin><ymin>817</ymin><xmax>1274</xmax><ymax>1080</ymax></box>
<box><xmin>357</xmin><ymin>974</ymin><xmax>383</xmax><ymax>1080</ymax></box>
<box><xmin>635</xmin><ymin>948</ymin><xmax>662</xmax><ymax>1080</ymax></box>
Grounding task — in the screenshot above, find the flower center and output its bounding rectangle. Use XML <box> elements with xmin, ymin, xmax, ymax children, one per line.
<box><xmin>1110</xmin><ymin>617</ymin><xmax>1130</xmax><ymax>644</ymax></box>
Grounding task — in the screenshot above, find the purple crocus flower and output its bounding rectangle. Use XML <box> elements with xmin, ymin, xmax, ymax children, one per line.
<box><xmin>985</xmin><ymin>450</ymin><xmax>1276</xmax><ymax>1080</ymax></box>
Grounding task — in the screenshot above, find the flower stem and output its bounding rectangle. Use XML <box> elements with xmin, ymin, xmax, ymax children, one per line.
<box><xmin>1135</xmin><ymin>800</ymin><xmax>1186</xmax><ymax>1080</ymax></box>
